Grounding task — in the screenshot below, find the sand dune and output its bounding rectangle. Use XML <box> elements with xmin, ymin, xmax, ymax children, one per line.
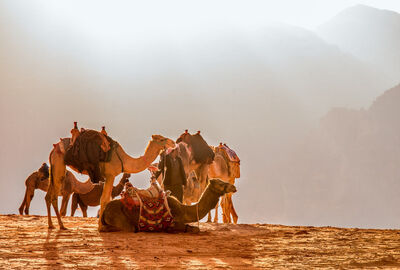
<box><xmin>2</xmin><ymin>215</ymin><xmax>400</xmax><ymax>269</ymax></box>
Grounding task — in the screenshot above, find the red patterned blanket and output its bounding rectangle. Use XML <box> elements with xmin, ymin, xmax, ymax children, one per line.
<box><xmin>120</xmin><ymin>187</ymin><xmax>173</xmax><ymax>232</ymax></box>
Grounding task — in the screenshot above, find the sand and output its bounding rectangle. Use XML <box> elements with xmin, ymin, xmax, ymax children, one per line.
<box><xmin>1</xmin><ymin>214</ymin><xmax>400</xmax><ymax>269</ymax></box>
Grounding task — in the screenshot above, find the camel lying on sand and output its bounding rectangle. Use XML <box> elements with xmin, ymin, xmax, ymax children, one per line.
<box><xmin>19</xmin><ymin>164</ymin><xmax>94</xmax><ymax>216</ymax></box>
<box><xmin>100</xmin><ymin>178</ymin><xmax>236</xmax><ymax>233</ymax></box>
<box><xmin>71</xmin><ymin>173</ymin><xmax>130</xmax><ymax>217</ymax></box>
<box><xmin>47</xmin><ymin>133</ymin><xmax>175</xmax><ymax>230</ymax></box>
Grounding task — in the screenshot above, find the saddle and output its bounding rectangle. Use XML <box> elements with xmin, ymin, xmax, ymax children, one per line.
<box><xmin>214</xmin><ymin>143</ymin><xmax>241</xmax><ymax>178</ymax></box>
<box><xmin>120</xmin><ymin>180</ymin><xmax>174</xmax><ymax>232</ymax></box>
<box><xmin>64</xmin><ymin>129</ymin><xmax>114</xmax><ymax>183</ymax></box>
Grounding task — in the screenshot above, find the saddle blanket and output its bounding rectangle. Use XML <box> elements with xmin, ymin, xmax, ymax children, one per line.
<box><xmin>219</xmin><ymin>144</ymin><xmax>240</xmax><ymax>163</ymax></box>
<box><xmin>120</xmin><ymin>188</ymin><xmax>173</xmax><ymax>232</ymax></box>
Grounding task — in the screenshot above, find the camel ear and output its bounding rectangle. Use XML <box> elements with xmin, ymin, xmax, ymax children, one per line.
<box><xmin>53</xmin><ymin>144</ymin><xmax>57</xmax><ymax>148</ymax></box>
<box><xmin>151</xmin><ymin>135</ymin><xmax>156</xmax><ymax>140</ymax></box>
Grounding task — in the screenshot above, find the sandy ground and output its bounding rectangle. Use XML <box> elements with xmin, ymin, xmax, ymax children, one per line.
<box><xmin>1</xmin><ymin>215</ymin><xmax>400</xmax><ymax>269</ymax></box>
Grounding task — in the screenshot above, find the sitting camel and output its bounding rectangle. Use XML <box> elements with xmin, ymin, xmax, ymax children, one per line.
<box><xmin>100</xmin><ymin>178</ymin><xmax>236</xmax><ymax>232</ymax></box>
<box><xmin>71</xmin><ymin>173</ymin><xmax>130</xmax><ymax>217</ymax></box>
<box><xmin>47</xmin><ymin>130</ymin><xmax>175</xmax><ymax>230</ymax></box>
<box><xmin>19</xmin><ymin>163</ymin><xmax>94</xmax><ymax>216</ymax></box>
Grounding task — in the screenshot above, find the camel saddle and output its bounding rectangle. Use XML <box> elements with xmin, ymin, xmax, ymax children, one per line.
<box><xmin>120</xmin><ymin>180</ymin><xmax>173</xmax><ymax>232</ymax></box>
<box><xmin>216</xmin><ymin>144</ymin><xmax>240</xmax><ymax>163</ymax></box>
<box><xmin>64</xmin><ymin>129</ymin><xmax>114</xmax><ymax>183</ymax></box>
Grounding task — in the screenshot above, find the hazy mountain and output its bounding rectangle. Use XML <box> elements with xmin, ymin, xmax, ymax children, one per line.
<box><xmin>274</xmin><ymin>84</ymin><xmax>400</xmax><ymax>228</ymax></box>
<box><xmin>317</xmin><ymin>5</ymin><xmax>400</xmax><ymax>85</ymax></box>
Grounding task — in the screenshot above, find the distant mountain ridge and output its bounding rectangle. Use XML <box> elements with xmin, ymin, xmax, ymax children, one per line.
<box><xmin>317</xmin><ymin>5</ymin><xmax>400</xmax><ymax>85</ymax></box>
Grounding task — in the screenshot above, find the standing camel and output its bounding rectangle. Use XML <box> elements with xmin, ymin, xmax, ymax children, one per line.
<box><xmin>19</xmin><ymin>163</ymin><xmax>49</xmax><ymax>215</ymax></box>
<box><xmin>19</xmin><ymin>163</ymin><xmax>94</xmax><ymax>216</ymax></box>
<box><xmin>71</xmin><ymin>173</ymin><xmax>130</xmax><ymax>217</ymax></box>
<box><xmin>176</xmin><ymin>130</ymin><xmax>215</xmax><ymax>204</ymax></box>
<box><xmin>47</xmin><ymin>133</ymin><xmax>175</xmax><ymax>230</ymax></box>
<box><xmin>208</xmin><ymin>143</ymin><xmax>241</xmax><ymax>224</ymax></box>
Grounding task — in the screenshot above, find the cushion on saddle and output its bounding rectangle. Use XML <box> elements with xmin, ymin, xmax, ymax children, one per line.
<box><xmin>137</xmin><ymin>194</ymin><xmax>173</xmax><ymax>232</ymax></box>
<box><xmin>64</xmin><ymin>130</ymin><xmax>114</xmax><ymax>183</ymax></box>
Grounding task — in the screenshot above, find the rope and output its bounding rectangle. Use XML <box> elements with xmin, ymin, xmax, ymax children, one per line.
<box><xmin>196</xmin><ymin>203</ymin><xmax>200</xmax><ymax>231</ymax></box>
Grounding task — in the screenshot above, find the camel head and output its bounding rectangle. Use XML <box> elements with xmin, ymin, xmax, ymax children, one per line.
<box><xmin>151</xmin><ymin>135</ymin><xmax>175</xmax><ymax>149</ymax></box>
<box><xmin>208</xmin><ymin>178</ymin><xmax>237</xmax><ymax>195</ymax></box>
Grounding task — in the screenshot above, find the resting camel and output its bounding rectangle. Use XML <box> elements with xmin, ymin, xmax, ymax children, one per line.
<box><xmin>100</xmin><ymin>178</ymin><xmax>236</xmax><ymax>232</ymax></box>
<box><xmin>19</xmin><ymin>163</ymin><xmax>94</xmax><ymax>216</ymax></box>
<box><xmin>46</xmin><ymin>133</ymin><xmax>175</xmax><ymax>230</ymax></box>
<box><xmin>208</xmin><ymin>145</ymin><xmax>241</xmax><ymax>224</ymax></box>
<box><xmin>176</xmin><ymin>130</ymin><xmax>215</xmax><ymax>204</ymax></box>
<box><xmin>71</xmin><ymin>173</ymin><xmax>130</xmax><ymax>217</ymax></box>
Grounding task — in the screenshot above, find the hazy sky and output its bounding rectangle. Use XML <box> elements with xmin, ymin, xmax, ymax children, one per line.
<box><xmin>4</xmin><ymin>1</ymin><xmax>400</xmax><ymax>39</ymax></box>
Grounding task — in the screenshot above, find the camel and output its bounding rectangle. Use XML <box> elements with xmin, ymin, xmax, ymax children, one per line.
<box><xmin>208</xmin><ymin>145</ymin><xmax>241</xmax><ymax>224</ymax></box>
<box><xmin>100</xmin><ymin>178</ymin><xmax>236</xmax><ymax>232</ymax></box>
<box><xmin>46</xmin><ymin>133</ymin><xmax>175</xmax><ymax>230</ymax></box>
<box><xmin>19</xmin><ymin>164</ymin><xmax>94</xmax><ymax>216</ymax></box>
<box><xmin>71</xmin><ymin>173</ymin><xmax>130</xmax><ymax>217</ymax></box>
<box><xmin>176</xmin><ymin>130</ymin><xmax>215</xmax><ymax>204</ymax></box>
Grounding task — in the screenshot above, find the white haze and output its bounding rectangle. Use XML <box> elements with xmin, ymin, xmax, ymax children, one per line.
<box><xmin>1</xmin><ymin>1</ymin><xmax>400</xmax><ymax>228</ymax></box>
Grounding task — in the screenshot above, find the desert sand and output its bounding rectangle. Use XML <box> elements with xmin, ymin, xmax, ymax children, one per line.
<box><xmin>1</xmin><ymin>214</ymin><xmax>400</xmax><ymax>269</ymax></box>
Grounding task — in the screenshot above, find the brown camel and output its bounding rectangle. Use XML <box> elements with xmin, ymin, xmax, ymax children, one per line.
<box><xmin>71</xmin><ymin>173</ymin><xmax>130</xmax><ymax>217</ymax></box>
<box><xmin>208</xmin><ymin>145</ymin><xmax>241</xmax><ymax>224</ymax></box>
<box><xmin>46</xmin><ymin>133</ymin><xmax>175</xmax><ymax>230</ymax></box>
<box><xmin>19</xmin><ymin>164</ymin><xmax>94</xmax><ymax>216</ymax></box>
<box><xmin>100</xmin><ymin>178</ymin><xmax>236</xmax><ymax>232</ymax></box>
<box><xmin>176</xmin><ymin>130</ymin><xmax>215</xmax><ymax>204</ymax></box>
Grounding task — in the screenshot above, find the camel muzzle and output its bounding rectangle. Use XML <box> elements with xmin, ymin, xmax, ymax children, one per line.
<box><xmin>226</xmin><ymin>184</ymin><xmax>237</xmax><ymax>194</ymax></box>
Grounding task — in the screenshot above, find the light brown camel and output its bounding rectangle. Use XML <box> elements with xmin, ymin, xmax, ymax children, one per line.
<box><xmin>208</xmin><ymin>146</ymin><xmax>241</xmax><ymax>224</ymax></box>
<box><xmin>71</xmin><ymin>173</ymin><xmax>130</xmax><ymax>217</ymax></box>
<box><xmin>19</xmin><ymin>164</ymin><xmax>94</xmax><ymax>216</ymax></box>
<box><xmin>100</xmin><ymin>178</ymin><xmax>236</xmax><ymax>232</ymax></box>
<box><xmin>176</xmin><ymin>130</ymin><xmax>215</xmax><ymax>205</ymax></box>
<box><xmin>46</xmin><ymin>134</ymin><xmax>175</xmax><ymax>230</ymax></box>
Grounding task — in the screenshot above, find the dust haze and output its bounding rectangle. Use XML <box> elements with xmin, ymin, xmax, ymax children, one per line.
<box><xmin>1</xmin><ymin>2</ymin><xmax>400</xmax><ymax>228</ymax></box>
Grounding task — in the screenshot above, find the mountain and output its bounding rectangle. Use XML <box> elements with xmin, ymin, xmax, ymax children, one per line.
<box><xmin>317</xmin><ymin>5</ymin><xmax>400</xmax><ymax>85</ymax></box>
<box><xmin>274</xmin><ymin>84</ymin><xmax>400</xmax><ymax>228</ymax></box>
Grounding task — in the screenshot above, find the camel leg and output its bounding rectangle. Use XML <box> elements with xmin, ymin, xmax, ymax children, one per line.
<box><xmin>71</xmin><ymin>193</ymin><xmax>78</xmax><ymax>217</ymax></box>
<box><xmin>98</xmin><ymin>175</ymin><xmax>114</xmax><ymax>231</ymax></box>
<box><xmin>81</xmin><ymin>204</ymin><xmax>88</xmax><ymax>218</ymax></box>
<box><xmin>221</xmin><ymin>195</ymin><xmax>230</xmax><ymax>223</ymax></box>
<box><xmin>213</xmin><ymin>200</ymin><xmax>219</xmax><ymax>223</ymax></box>
<box><xmin>50</xmin><ymin>190</ymin><xmax>67</xmax><ymax>230</ymax></box>
<box><xmin>60</xmin><ymin>194</ymin><xmax>70</xmax><ymax>217</ymax></box>
<box><xmin>207</xmin><ymin>211</ymin><xmax>212</xmax><ymax>223</ymax></box>
<box><xmin>19</xmin><ymin>188</ymin><xmax>29</xmax><ymax>215</ymax></box>
<box><xmin>25</xmin><ymin>191</ymin><xmax>35</xmax><ymax>215</ymax></box>
<box><xmin>45</xmin><ymin>188</ymin><xmax>54</xmax><ymax>229</ymax></box>
<box><xmin>227</xmin><ymin>193</ymin><xmax>238</xmax><ymax>224</ymax></box>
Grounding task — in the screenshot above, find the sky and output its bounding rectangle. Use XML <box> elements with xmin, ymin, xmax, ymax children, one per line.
<box><xmin>1</xmin><ymin>1</ymin><xmax>400</xmax><ymax>228</ymax></box>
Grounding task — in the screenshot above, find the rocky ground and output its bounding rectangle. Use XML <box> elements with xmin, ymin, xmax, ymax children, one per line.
<box><xmin>1</xmin><ymin>215</ymin><xmax>400</xmax><ymax>269</ymax></box>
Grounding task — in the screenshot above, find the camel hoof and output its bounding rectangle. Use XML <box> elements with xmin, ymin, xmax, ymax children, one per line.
<box><xmin>48</xmin><ymin>225</ymin><xmax>55</xmax><ymax>230</ymax></box>
<box><xmin>60</xmin><ymin>226</ymin><xmax>68</xmax><ymax>230</ymax></box>
<box><xmin>185</xmin><ymin>225</ymin><xmax>200</xmax><ymax>233</ymax></box>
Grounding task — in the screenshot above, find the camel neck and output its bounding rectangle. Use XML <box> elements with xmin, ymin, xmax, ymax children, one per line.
<box><xmin>181</xmin><ymin>186</ymin><xmax>221</xmax><ymax>223</ymax></box>
<box><xmin>116</xmin><ymin>141</ymin><xmax>162</xmax><ymax>173</ymax></box>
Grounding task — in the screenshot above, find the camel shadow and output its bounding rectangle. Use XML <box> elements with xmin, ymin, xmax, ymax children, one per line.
<box><xmin>43</xmin><ymin>230</ymin><xmax>63</xmax><ymax>269</ymax></box>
